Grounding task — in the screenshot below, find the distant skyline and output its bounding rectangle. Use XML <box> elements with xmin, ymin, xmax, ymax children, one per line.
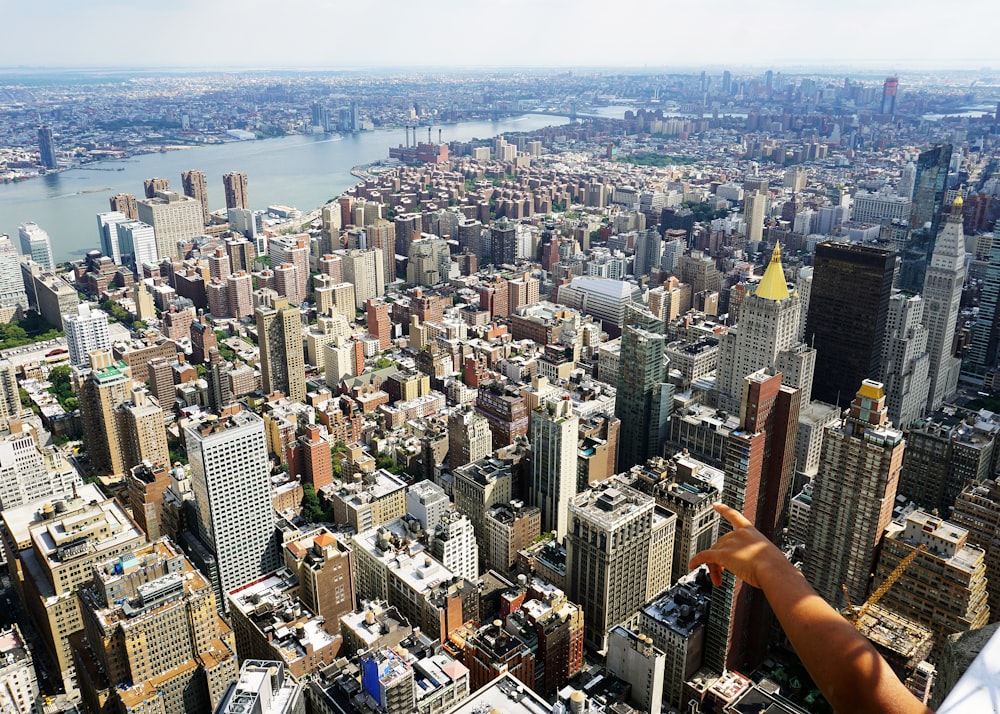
<box><xmin>3</xmin><ymin>0</ymin><xmax>1000</xmax><ymax>72</ymax></box>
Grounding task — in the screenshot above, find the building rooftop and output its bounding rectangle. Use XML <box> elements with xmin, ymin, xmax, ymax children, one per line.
<box><xmin>641</xmin><ymin>572</ymin><xmax>712</xmax><ymax>638</ymax></box>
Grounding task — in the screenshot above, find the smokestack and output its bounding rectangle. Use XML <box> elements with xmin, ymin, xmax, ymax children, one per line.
<box><xmin>428</xmin><ymin>127</ymin><xmax>432</xmax><ymax>144</ymax></box>
<box><xmin>404</xmin><ymin>126</ymin><xmax>409</xmax><ymax>148</ymax></box>
<box><xmin>438</xmin><ymin>128</ymin><xmax>442</xmax><ymax>144</ymax></box>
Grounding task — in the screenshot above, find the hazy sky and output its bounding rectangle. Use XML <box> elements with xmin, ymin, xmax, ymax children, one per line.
<box><xmin>3</xmin><ymin>0</ymin><xmax>999</xmax><ymax>71</ymax></box>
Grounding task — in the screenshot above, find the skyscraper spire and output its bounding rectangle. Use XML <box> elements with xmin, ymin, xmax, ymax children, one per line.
<box><xmin>755</xmin><ymin>243</ymin><xmax>790</xmax><ymax>302</ymax></box>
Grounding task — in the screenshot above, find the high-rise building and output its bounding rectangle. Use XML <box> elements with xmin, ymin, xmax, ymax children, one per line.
<box><xmin>75</xmin><ymin>538</ymin><xmax>239</xmax><ymax>714</ymax></box>
<box><xmin>806</xmin><ymin>242</ymin><xmax>895</xmax><ymax>408</ymax></box>
<box><xmin>805</xmin><ymin>381</ymin><xmax>904</xmax><ymax>607</ymax></box>
<box><xmin>109</xmin><ymin>193</ymin><xmax>138</xmax><ymax>219</ymax></box>
<box><xmin>529</xmin><ymin>396</ymin><xmax>580</xmax><ymax>539</ymax></box>
<box><xmin>77</xmin><ymin>351</ymin><xmax>134</xmax><ymax>477</ymax></box>
<box><xmin>475</xmin><ymin>381</ymin><xmax>529</xmax><ymax>447</ymax></box>
<box><xmin>185</xmin><ymin>409</ymin><xmax>282</xmax><ymax>606</ymax></box>
<box><xmin>910</xmin><ymin>144</ymin><xmax>952</xmax><ymax>234</ymax></box>
<box><xmin>0</xmin><ymin>360</ymin><xmax>21</xmax><ymax>434</ymax></box>
<box><xmin>136</xmin><ymin>191</ymin><xmax>205</xmax><ymax>260</ymax></box>
<box><xmin>634</xmin><ymin>227</ymin><xmax>663</xmax><ymax>278</ymax></box>
<box><xmin>0</xmin><ymin>423</ymin><xmax>79</xmax><ymax>510</ymax></box>
<box><xmin>715</xmin><ymin>244</ymin><xmax>814</xmax><ymax>413</ymax></box>
<box><xmin>615</xmin><ymin>305</ymin><xmax>672</xmax><ymax>471</ymax></box>
<box><xmin>181</xmin><ymin>169</ymin><xmax>211</xmax><ymax>224</ymax></box>
<box><xmin>63</xmin><ymin>303</ymin><xmax>111</xmax><ymax>367</ymax></box>
<box><xmin>873</xmin><ymin>511</ymin><xmax>989</xmax><ymax>658</ymax></box>
<box><xmin>116</xmin><ymin>387</ymin><xmax>170</xmax><ymax>474</ymax></box>
<box><xmin>429</xmin><ymin>511</ymin><xmax>479</xmax><ymax>582</ymax></box>
<box><xmin>406</xmin><ymin>237</ymin><xmax>451</xmax><ymax>286</ymax></box>
<box><xmin>282</xmin><ymin>527</ymin><xmax>355</xmax><ymax>632</ymax></box>
<box><xmin>144</xmin><ymin>177</ymin><xmax>170</xmax><ymax>198</ymax></box>
<box><xmin>881</xmin><ymin>77</ymin><xmax>899</xmax><ymax>117</ymax></box>
<box><xmin>566</xmin><ymin>479</ymin><xmax>674</xmax><ymax>652</ymax></box>
<box><xmin>339</xmin><ymin>248</ymin><xmax>385</xmax><ymax>309</ymax></box>
<box><xmin>17</xmin><ymin>222</ymin><xmax>54</xmax><ymax>270</ymax></box>
<box><xmin>37</xmin><ymin>125</ymin><xmax>57</xmax><ymax>169</ymax></box>
<box><xmin>705</xmin><ymin>369</ymin><xmax>799</xmax><ymax>672</ymax></box>
<box><xmin>268</xmin><ymin>234</ymin><xmax>310</xmax><ymax>305</ymax></box>
<box><xmin>0</xmin><ymin>235</ymin><xmax>29</xmax><ymax>319</ymax></box>
<box><xmin>447</xmin><ymin>406</ymin><xmax>493</xmax><ymax>472</ymax></box>
<box><xmin>964</xmin><ymin>220</ymin><xmax>1000</xmax><ymax>381</ymax></box>
<box><xmin>96</xmin><ymin>211</ymin><xmax>129</xmax><ymax>264</ymax></box>
<box><xmin>0</xmin><ymin>624</ymin><xmax>39</xmax><ymax>714</ymax></box>
<box><xmin>223</xmin><ymin>171</ymin><xmax>249</xmax><ymax>210</ymax></box>
<box><xmin>880</xmin><ymin>293</ymin><xmax>930</xmax><ymax>428</ymax></box>
<box><xmin>116</xmin><ymin>219</ymin><xmax>158</xmax><ymax>270</ymax></box>
<box><xmin>922</xmin><ymin>195</ymin><xmax>966</xmax><ymax>411</ymax></box>
<box><xmin>366</xmin><ymin>298</ymin><xmax>391</xmax><ymax>350</ymax></box>
<box><xmin>952</xmin><ymin>478</ymin><xmax>1000</xmax><ymax>617</ymax></box>
<box><xmin>255</xmin><ymin>294</ymin><xmax>305</xmax><ymax>402</ymax></box>
<box><xmin>744</xmin><ymin>190</ymin><xmax>767</xmax><ymax>247</ymax></box>
<box><xmin>606</xmin><ymin>625</ymin><xmax>665</xmax><ymax>714</ymax></box>
<box><xmin>491</xmin><ymin>219</ymin><xmax>517</xmax><ymax>266</ymax></box>
<box><xmin>366</xmin><ymin>219</ymin><xmax>397</xmax><ymax>283</ymax></box>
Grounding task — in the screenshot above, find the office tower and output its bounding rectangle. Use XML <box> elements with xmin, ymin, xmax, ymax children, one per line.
<box><xmin>804</xmin><ymin>381</ymin><xmax>904</xmax><ymax>607</ymax></box>
<box><xmin>181</xmin><ymin>169</ymin><xmax>211</xmax><ymax>224</ymax></box>
<box><xmin>77</xmin><ymin>351</ymin><xmax>134</xmax><ymax>477</ymax></box>
<box><xmin>63</xmin><ymin>303</ymin><xmax>111</xmax><ymax>367</ymax></box>
<box><xmin>880</xmin><ymin>293</ymin><xmax>930</xmax><ymax>428</ymax></box>
<box><xmin>484</xmin><ymin>501</ymin><xmax>541</xmax><ymax>572</ymax></box>
<box><xmin>899</xmin><ymin>163</ymin><xmax>917</xmax><ymax>200</ymax></box>
<box><xmin>0</xmin><ymin>423</ymin><xmax>79</xmax><ymax>510</ymax></box>
<box><xmin>491</xmin><ymin>219</ymin><xmax>517</xmax><ymax>266</ymax></box>
<box><xmin>144</xmin><ymin>177</ymin><xmax>170</xmax><ymax>198</ymax></box>
<box><xmin>185</xmin><ymin>409</ymin><xmax>281</xmax><ymax>604</ymax></box>
<box><xmin>0</xmin><ymin>235</ymin><xmax>28</xmax><ymax>320</ymax></box>
<box><xmin>116</xmin><ymin>387</ymin><xmax>170</xmax><ymax>473</ymax></box>
<box><xmin>615</xmin><ymin>306</ymin><xmax>671</xmax><ymax>471</ymax></box>
<box><xmin>215</xmin><ymin>660</ymin><xmax>305</xmax><ymax>714</ymax></box>
<box><xmin>429</xmin><ymin>511</ymin><xmax>479</xmax><ymax>582</ymax></box>
<box><xmin>874</xmin><ymin>511</ymin><xmax>989</xmax><ymax>657</ymax></box>
<box><xmin>37</xmin><ymin>125</ymin><xmax>57</xmax><ymax>168</ymax></box>
<box><xmin>952</xmin><ymin>479</ymin><xmax>1000</xmax><ymax>617</ymax></box>
<box><xmin>881</xmin><ymin>77</ymin><xmax>899</xmax><ymax>116</ymax></box>
<box><xmin>447</xmin><ymin>406</ymin><xmax>493</xmax><ymax>471</ymax></box>
<box><xmin>911</xmin><ymin>144</ymin><xmax>952</xmax><ymax>234</ymax></box>
<box><xmin>454</xmin><ymin>457</ymin><xmax>513</xmax><ymax>547</ymax></box>
<box><xmin>922</xmin><ymin>196</ymin><xmax>965</xmax><ymax>411</ymax></box>
<box><xmin>204</xmin><ymin>348</ymin><xmax>234</xmax><ymax>413</ymax></box>
<box><xmin>566</xmin><ymin>479</ymin><xmax>671</xmax><ymax>652</ymax></box>
<box><xmin>17</xmin><ymin>222</ymin><xmax>54</xmax><ymax>270</ymax></box>
<box><xmin>475</xmin><ymin>381</ymin><xmax>529</xmax><ymax>447</ymax></box>
<box><xmin>0</xmin><ymin>484</ymin><xmax>144</xmax><ymax>690</ymax></box>
<box><xmin>116</xmin><ymin>219</ymin><xmax>158</xmax><ymax>270</ymax></box>
<box><xmin>634</xmin><ymin>228</ymin><xmax>663</xmax><ymax>278</ymax></box>
<box><xmin>339</xmin><ymin>248</ymin><xmax>385</xmax><ymax>309</ymax></box>
<box><xmin>136</xmin><ymin>191</ymin><xmax>205</xmax><ymax>259</ymax></box>
<box><xmin>715</xmin><ymin>244</ymin><xmax>814</xmax><ymax>413</ymax></box>
<box><xmin>806</xmin><ymin>242</ymin><xmax>895</xmax><ymax>408</ymax></box>
<box><xmin>223</xmin><ymin>171</ymin><xmax>249</xmax><ymax>209</ymax></box>
<box><xmin>744</xmin><ymin>190</ymin><xmax>766</xmax><ymax>247</ymax></box>
<box><xmin>75</xmin><ymin>539</ymin><xmax>239</xmax><ymax>714</ymax></box>
<box><xmin>964</xmin><ymin>221</ymin><xmax>1000</xmax><ymax>381</ymax></box>
<box><xmin>705</xmin><ymin>369</ymin><xmax>799</xmax><ymax>672</ymax></box>
<box><xmin>255</xmin><ymin>294</ymin><xmax>304</xmax><ymax>401</ymax></box>
<box><xmin>96</xmin><ymin>211</ymin><xmax>128</xmax><ymax>263</ymax></box>
<box><xmin>606</xmin><ymin>625</ymin><xmax>665</xmax><ymax>714</ymax></box>
<box><xmin>529</xmin><ymin>397</ymin><xmax>580</xmax><ymax>539</ymax></box>
<box><xmin>107</xmin><ymin>193</ymin><xmax>137</xmax><ymax>220</ymax></box>
<box><xmin>556</xmin><ymin>276</ymin><xmax>639</xmax><ymax>334</ymax></box>
<box><xmin>126</xmin><ymin>461</ymin><xmax>171</xmax><ymax>540</ymax></box>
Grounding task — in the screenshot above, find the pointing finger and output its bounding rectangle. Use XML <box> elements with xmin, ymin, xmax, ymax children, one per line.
<box><xmin>714</xmin><ymin>502</ymin><xmax>752</xmax><ymax>529</ymax></box>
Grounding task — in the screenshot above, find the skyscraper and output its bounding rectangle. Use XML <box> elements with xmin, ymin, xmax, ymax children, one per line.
<box><xmin>96</xmin><ymin>211</ymin><xmax>129</xmax><ymax>264</ymax></box>
<box><xmin>744</xmin><ymin>189</ymin><xmax>767</xmax><ymax>248</ymax></box>
<box><xmin>634</xmin><ymin>228</ymin><xmax>662</xmax><ymax>278</ymax></box>
<box><xmin>64</xmin><ymin>303</ymin><xmax>111</xmax><ymax>367</ymax></box>
<box><xmin>255</xmin><ymin>294</ymin><xmax>305</xmax><ymax>402</ymax></box>
<box><xmin>338</xmin><ymin>248</ymin><xmax>385</xmax><ymax>309</ymax></box>
<box><xmin>136</xmin><ymin>191</ymin><xmax>205</xmax><ymax>260</ymax></box>
<box><xmin>805</xmin><ymin>381</ymin><xmax>904</xmax><ymax>607</ymax></box>
<box><xmin>615</xmin><ymin>305</ymin><xmax>672</xmax><ymax>471</ymax></box>
<box><xmin>900</xmin><ymin>144</ymin><xmax>953</xmax><ymax>293</ymax></box>
<box><xmin>715</xmin><ymin>244</ymin><xmax>814</xmax><ymax>413</ymax></box>
<box><xmin>0</xmin><ymin>235</ymin><xmax>29</xmax><ymax>319</ymax></box>
<box><xmin>17</xmin><ymin>222</ymin><xmax>54</xmax><ymax>270</ymax></box>
<box><xmin>922</xmin><ymin>195</ymin><xmax>966</xmax><ymax>411</ymax></box>
<box><xmin>37</xmin><ymin>125</ymin><xmax>57</xmax><ymax>169</ymax></box>
<box><xmin>881</xmin><ymin>77</ymin><xmax>899</xmax><ymax>117</ymax></box>
<box><xmin>806</xmin><ymin>242</ymin><xmax>895</xmax><ymax>408</ymax></box>
<box><xmin>964</xmin><ymin>220</ymin><xmax>1000</xmax><ymax>381</ymax></box>
<box><xmin>116</xmin><ymin>219</ymin><xmax>158</xmax><ymax>270</ymax></box>
<box><xmin>490</xmin><ymin>219</ymin><xmax>517</xmax><ymax>266</ymax></box>
<box><xmin>181</xmin><ymin>169</ymin><xmax>211</xmax><ymax>224</ymax></box>
<box><xmin>447</xmin><ymin>406</ymin><xmax>493</xmax><ymax>472</ymax></box>
<box><xmin>185</xmin><ymin>409</ymin><xmax>281</xmax><ymax>605</ymax></box>
<box><xmin>144</xmin><ymin>177</ymin><xmax>170</xmax><ymax>198</ymax></box>
<box><xmin>880</xmin><ymin>293</ymin><xmax>929</xmax><ymax>428</ymax></box>
<box><xmin>109</xmin><ymin>193</ymin><xmax>138</xmax><ymax>219</ymax></box>
<box><xmin>705</xmin><ymin>369</ymin><xmax>799</xmax><ymax>672</ymax></box>
<box><xmin>529</xmin><ymin>396</ymin><xmax>580</xmax><ymax>539</ymax></box>
<box><xmin>77</xmin><ymin>351</ymin><xmax>134</xmax><ymax>478</ymax></box>
<box><xmin>223</xmin><ymin>171</ymin><xmax>249</xmax><ymax>209</ymax></box>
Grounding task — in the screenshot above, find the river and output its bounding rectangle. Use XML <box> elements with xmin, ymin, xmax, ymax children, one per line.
<box><xmin>0</xmin><ymin>115</ymin><xmax>565</xmax><ymax>263</ymax></box>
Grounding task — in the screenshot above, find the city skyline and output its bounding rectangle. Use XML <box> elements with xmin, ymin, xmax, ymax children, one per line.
<box><xmin>3</xmin><ymin>0</ymin><xmax>1000</xmax><ymax>70</ymax></box>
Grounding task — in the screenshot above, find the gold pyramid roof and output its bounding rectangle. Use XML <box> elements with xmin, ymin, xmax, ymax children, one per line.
<box><xmin>755</xmin><ymin>243</ymin><xmax>790</xmax><ymax>301</ymax></box>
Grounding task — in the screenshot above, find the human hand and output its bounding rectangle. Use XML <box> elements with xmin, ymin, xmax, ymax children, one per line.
<box><xmin>689</xmin><ymin>503</ymin><xmax>783</xmax><ymax>589</ymax></box>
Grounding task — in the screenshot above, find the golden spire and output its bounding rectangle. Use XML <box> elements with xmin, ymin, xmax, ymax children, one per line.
<box><xmin>755</xmin><ymin>243</ymin><xmax>790</xmax><ymax>301</ymax></box>
<box><xmin>953</xmin><ymin>187</ymin><xmax>964</xmax><ymax>208</ymax></box>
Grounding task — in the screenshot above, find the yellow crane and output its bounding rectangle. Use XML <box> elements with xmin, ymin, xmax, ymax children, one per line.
<box><xmin>841</xmin><ymin>543</ymin><xmax>927</xmax><ymax>627</ymax></box>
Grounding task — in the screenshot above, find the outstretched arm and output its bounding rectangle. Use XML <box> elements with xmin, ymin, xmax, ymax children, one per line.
<box><xmin>690</xmin><ymin>503</ymin><xmax>933</xmax><ymax>714</ymax></box>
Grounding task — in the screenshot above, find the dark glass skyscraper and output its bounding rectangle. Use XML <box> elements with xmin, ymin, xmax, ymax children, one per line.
<box><xmin>900</xmin><ymin>144</ymin><xmax>953</xmax><ymax>292</ymax></box>
<box><xmin>615</xmin><ymin>304</ymin><xmax>672</xmax><ymax>471</ymax></box>
<box><xmin>806</xmin><ymin>242</ymin><xmax>895</xmax><ymax>408</ymax></box>
<box><xmin>37</xmin><ymin>125</ymin><xmax>57</xmax><ymax>169</ymax></box>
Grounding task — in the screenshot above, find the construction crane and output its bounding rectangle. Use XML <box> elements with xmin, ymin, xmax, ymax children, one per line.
<box><xmin>841</xmin><ymin>543</ymin><xmax>927</xmax><ymax>627</ymax></box>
